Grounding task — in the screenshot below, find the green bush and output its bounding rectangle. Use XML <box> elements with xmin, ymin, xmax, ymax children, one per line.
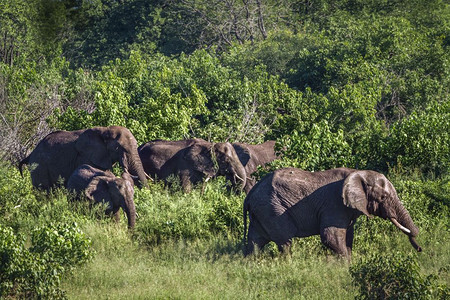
<box><xmin>30</xmin><ymin>222</ymin><xmax>94</xmax><ymax>269</ymax></box>
<box><xmin>134</xmin><ymin>179</ymin><xmax>244</xmax><ymax>246</ymax></box>
<box><xmin>0</xmin><ymin>222</ymin><xmax>93</xmax><ymax>299</ymax></box>
<box><xmin>0</xmin><ymin>225</ymin><xmax>28</xmax><ymax>297</ymax></box>
<box><xmin>383</xmin><ymin>101</ymin><xmax>449</xmax><ymax>176</ymax></box>
<box><xmin>350</xmin><ymin>252</ymin><xmax>448</xmax><ymax>299</ymax></box>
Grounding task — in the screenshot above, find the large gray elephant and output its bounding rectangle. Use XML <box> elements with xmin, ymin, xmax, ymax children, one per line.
<box><xmin>67</xmin><ymin>164</ymin><xmax>136</xmax><ymax>228</ymax></box>
<box><xmin>243</xmin><ymin>167</ymin><xmax>422</xmax><ymax>259</ymax></box>
<box><xmin>19</xmin><ymin>126</ymin><xmax>148</xmax><ymax>190</ymax></box>
<box><xmin>232</xmin><ymin>140</ymin><xmax>278</xmax><ymax>193</ymax></box>
<box><xmin>138</xmin><ymin>138</ymin><xmax>246</xmax><ymax>192</ymax></box>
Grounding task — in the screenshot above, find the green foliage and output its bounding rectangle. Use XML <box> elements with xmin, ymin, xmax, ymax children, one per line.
<box><xmin>51</xmin><ymin>51</ymin><xmax>208</xmax><ymax>142</ymax></box>
<box><xmin>0</xmin><ymin>222</ymin><xmax>93</xmax><ymax>299</ymax></box>
<box><xmin>0</xmin><ymin>0</ymin><xmax>70</xmax><ymax>66</ymax></box>
<box><xmin>0</xmin><ymin>57</ymin><xmax>71</xmax><ymax>162</ymax></box>
<box><xmin>0</xmin><ymin>163</ymin><xmax>94</xmax><ymax>299</ymax></box>
<box><xmin>384</xmin><ymin>101</ymin><xmax>450</xmax><ymax>176</ymax></box>
<box><xmin>64</xmin><ymin>0</ymin><xmax>163</xmax><ymax>68</ymax></box>
<box><xmin>30</xmin><ymin>222</ymin><xmax>93</xmax><ymax>269</ymax></box>
<box><xmin>350</xmin><ymin>252</ymin><xmax>448</xmax><ymax>299</ymax></box>
<box><xmin>51</xmin><ymin>49</ymin><xmax>293</xmax><ymax>144</ymax></box>
<box><xmin>133</xmin><ymin>179</ymin><xmax>244</xmax><ymax>246</ymax></box>
<box><xmin>278</xmin><ymin>120</ymin><xmax>353</xmax><ymax>170</ymax></box>
<box><xmin>0</xmin><ymin>225</ymin><xmax>27</xmax><ymax>297</ymax></box>
<box><xmin>2</xmin><ymin>0</ymin><xmax>450</xmax><ymax>297</ymax></box>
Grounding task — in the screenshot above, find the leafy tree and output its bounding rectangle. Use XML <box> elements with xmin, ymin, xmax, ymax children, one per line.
<box><xmin>161</xmin><ymin>0</ymin><xmax>300</xmax><ymax>53</ymax></box>
<box><xmin>383</xmin><ymin>101</ymin><xmax>450</xmax><ymax>176</ymax></box>
<box><xmin>64</xmin><ymin>0</ymin><xmax>165</xmax><ymax>68</ymax></box>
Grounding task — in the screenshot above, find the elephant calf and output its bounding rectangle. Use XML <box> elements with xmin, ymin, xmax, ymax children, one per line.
<box><xmin>67</xmin><ymin>164</ymin><xmax>136</xmax><ymax>228</ymax></box>
<box><xmin>243</xmin><ymin>167</ymin><xmax>422</xmax><ymax>259</ymax></box>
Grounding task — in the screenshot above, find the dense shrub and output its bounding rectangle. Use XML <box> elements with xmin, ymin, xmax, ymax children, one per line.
<box><xmin>0</xmin><ymin>163</ymin><xmax>94</xmax><ymax>298</ymax></box>
<box><xmin>350</xmin><ymin>252</ymin><xmax>448</xmax><ymax>299</ymax></box>
<box><xmin>383</xmin><ymin>101</ymin><xmax>449</xmax><ymax>176</ymax></box>
<box><xmin>0</xmin><ymin>222</ymin><xmax>93</xmax><ymax>299</ymax></box>
<box><xmin>133</xmin><ymin>179</ymin><xmax>244</xmax><ymax>246</ymax></box>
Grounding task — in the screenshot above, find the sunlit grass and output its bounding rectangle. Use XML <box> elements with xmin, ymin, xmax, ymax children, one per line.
<box><xmin>62</xmin><ymin>223</ymin><xmax>355</xmax><ymax>299</ymax></box>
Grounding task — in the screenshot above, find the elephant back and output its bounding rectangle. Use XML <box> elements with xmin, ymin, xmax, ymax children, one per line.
<box><xmin>67</xmin><ymin>164</ymin><xmax>111</xmax><ymax>193</ymax></box>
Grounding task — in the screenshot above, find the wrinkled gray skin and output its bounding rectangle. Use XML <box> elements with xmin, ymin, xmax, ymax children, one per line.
<box><xmin>67</xmin><ymin>164</ymin><xmax>136</xmax><ymax>228</ymax></box>
<box><xmin>19</xmin><ymin>126</ymin><xmax>148</xmax><ymax>190</ymax></box>
<box><xmin>232</xmin><ymin>140</ymin><xmax>278</xmax><ymax>193</ymax></box>
<box><xmin>243</xmin><ymin>167</ymin><xmax>422</xmax><ymax>259</ymax></box>
<box><xmin>138</xmin><ymin>138</ymin><xmax>246</xmax><ymax>192</ymax></box>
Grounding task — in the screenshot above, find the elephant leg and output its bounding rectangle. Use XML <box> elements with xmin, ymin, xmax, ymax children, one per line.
<box><xmin>179</xmin><ymin>171</ymin><xmax>192</xmax><ymax>193</ymax></box>
<box><xmin>245</xmin><ymin>222</ymin><xmax>269</xmax><ymax>256</ymax></box>
<box><xmin>277</xmin><ymin>239</ymin><xmax>292</xmax><ymax>255</ymax></box>
<box><xmin>110</xmin><ymin>207</ymin><xmax>120</xmax><ymax>223</ymax></box>
<box><xmin>320</xmin><ymin>226</ymin><xmax>349</xmax><ymax>258</ymax></box>
<box><xmin>346</xmin><ymin>224</ymin><xmax>355</xmax><ymax>258</ymax></box>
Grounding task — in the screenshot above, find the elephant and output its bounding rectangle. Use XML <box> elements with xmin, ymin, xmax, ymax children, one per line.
<box><xmin>232</xmin><ymin>140</ymin><xmax>278</xmax><ymax>193</ymax></box>
<box><xmin>243</xmin><ymin>167</ymin><xmax>422</xmax><ymax>259</ymax></box>
<box><xmin>18</xmin><ymin>126</ymin><xmax>148</xmax><ymax>190</ymax></box>
<box><xmin>138</xmin><ymin>138</ymin><xmax>247</xmax><ymax>192</ymax></box>
<box><xmin>67</xmin><ymin>164</ymin><xmax>136</xmax><ymax>228</ymax></box>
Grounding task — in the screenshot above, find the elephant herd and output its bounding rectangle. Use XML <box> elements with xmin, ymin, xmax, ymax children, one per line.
<box><xmin>19</xmin><ymin>126</ymin><xmax>422</xmax><ymax>259</ymax></box>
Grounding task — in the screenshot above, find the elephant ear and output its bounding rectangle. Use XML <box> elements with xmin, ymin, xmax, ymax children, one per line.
<box><xmin>185</xmin><ymin>144</ymin><xmax>214</xmax><ymax>175</ymax></box>
<box><xmin>85</xmin><ymin>176</ymin><xmax>111</xmax><ymax>206</ymax></box>
<box><xmin>76</xmin><ymin>129</ymin><xmax>112</xmax><ymax>170</ymax></box>
<box><xmin>342</xmin><ymin>171</ymin><xmax>371</xmax><ymax>217</ymax></box>
<box><xmin>232</xmin><ymin>143</ymin><xmax>251</xmax><ymax>167</ymax></box>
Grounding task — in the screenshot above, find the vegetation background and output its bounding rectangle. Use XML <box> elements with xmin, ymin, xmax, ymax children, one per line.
<box><xmin>0</xmin><ymin>0</ymin><xmax>448</xmax><ymax>298</ymax></box>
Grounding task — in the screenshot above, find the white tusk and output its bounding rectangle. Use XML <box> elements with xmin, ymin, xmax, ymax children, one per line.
<box><xmin>390</xmin><ymin>218</ymin><xmax>411</xmax><ymax>234</ymax></box>
<box><xmin>235</xmin><ymin>173</ymin><xmax>245</xmax><ymax>182</ymax></box>
<box><xmin>205</xmin><ymin>177</ymin><xmax>210</xmax><ymax>182</ymax></box>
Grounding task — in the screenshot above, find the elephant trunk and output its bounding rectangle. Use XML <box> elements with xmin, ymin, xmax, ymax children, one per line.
<box><xmin>123</xmin><ymin>151</ymin><xmax>148</xmax><ymax>188</ymax></box>
<box><xmin>121</xmin><ymin>196</ymin><xmax>136</xmax><ymax>229</ymax></box>
<box><xmin>230</xmin><ymin>164</ymin><xmax>247</xmax><ymax>192</ymax></box>
<box><xmin>390</xmin><ymin>202</ymin><xmax>421</xmax><ymax>252</ymax></box>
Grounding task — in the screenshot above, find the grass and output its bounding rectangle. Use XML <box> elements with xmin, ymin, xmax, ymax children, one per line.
<box><xmin>62</xmin><ymin>223</ymin><xmax>356</xmax><ymax>299</ymax></box>
<box><xmin>61</xmin><ymin>214</ymin><xmax>450</xmax><ymax>299</ymax></box>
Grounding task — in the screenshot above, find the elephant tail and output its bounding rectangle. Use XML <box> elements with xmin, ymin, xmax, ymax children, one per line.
<box><xmin>18</xmin><ymin>156</ymin><xmax>29</xmax><ymax>177</ymax></box>
<box><xmin>243</xmin><ymin>199</ymin><xmax>249</xmax><ymax>244</ymax></box>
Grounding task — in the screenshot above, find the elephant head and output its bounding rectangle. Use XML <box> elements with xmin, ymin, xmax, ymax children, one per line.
<box><xmin>212</xmin><ymin>142</ymin><xmax>247</xmax><ymax>192</ymax></box>
<box><xmin>75</xmin><ymin>126</ymin><xmax>148</xmax><ymax>188</ymax></box>
<box><xmin>174</xmin><ymin>141</ymin><xmax>246</xmax><ymax>192</ymax></box>
<box><xmin>343</xmin><ymin>171</ymin><xmax>421</xmax><ymax>252</ymax></box>
<box><xmin>85</xmin><ymin>172</ymin><xmax>136</xmax><ymax>228</ymax></box>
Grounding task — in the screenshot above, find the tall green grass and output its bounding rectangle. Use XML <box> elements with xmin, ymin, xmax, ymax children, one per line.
<box><xmin>62</xmin><ymin>224</ymin><xmax>355</xmax><ymax>299</ymax></box>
